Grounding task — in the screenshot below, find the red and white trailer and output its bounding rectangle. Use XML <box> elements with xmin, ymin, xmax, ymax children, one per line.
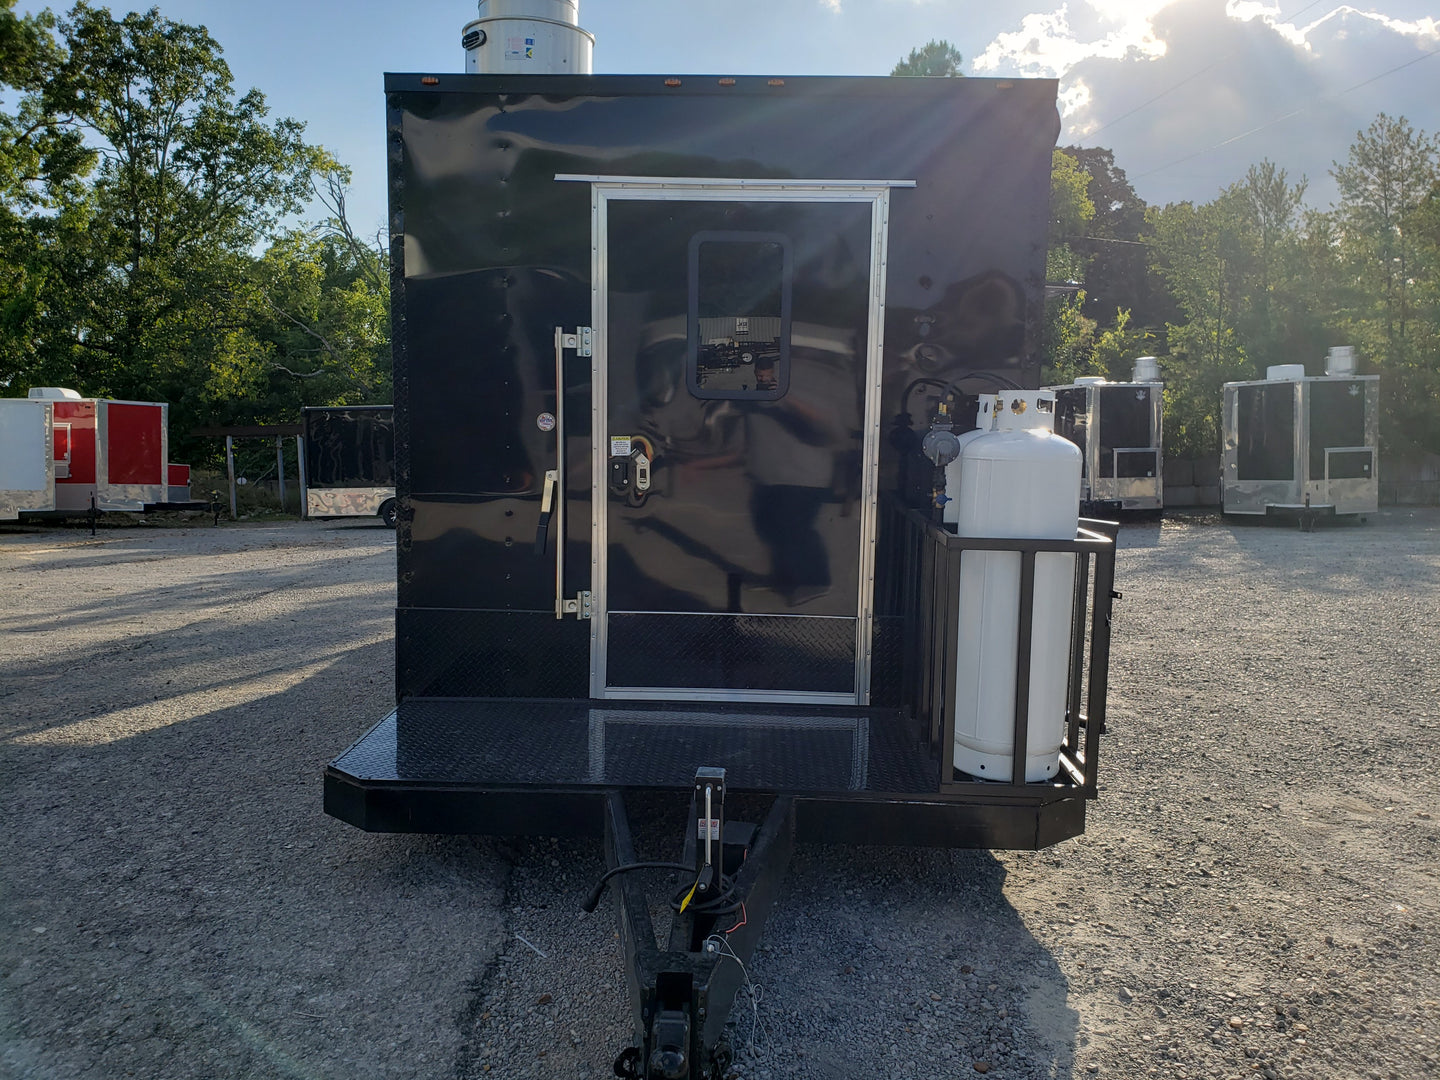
<box><xmin>2</xmin><ymin>388</ymin><xmax>195</xmax><ymax>518</ymax></box>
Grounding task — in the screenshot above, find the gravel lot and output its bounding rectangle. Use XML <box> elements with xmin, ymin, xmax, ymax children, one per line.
<box><xmin>2</xmin><ymin>511</ymin><xmax>1438</xmax><ymax>1080</ymax></box>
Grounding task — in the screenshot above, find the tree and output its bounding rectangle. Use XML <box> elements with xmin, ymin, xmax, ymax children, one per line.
<box><xmin>1040</xmin><ymin>150</ymin><xmax>1096</xmax><ymax>383</ymax></box>
<box><xmin>1331</xmin><ymin>114</ymin><xmax>1440</xmax><ymax>453</ymax></box>
<box><xmin>247</xmin><ymin>170</ymin><xmax>392</xmax><ymax>416</ymax></box>
<box><xmin>1062</xmin><ymin>146</ymin><xmax>1171</xmax><ymax>332</ymax></box>
<box><xmin>0</xmin><ymin>0</ymin><xmax>95</xmax><ymax>389</ymax></box>
<box><xmin>1331</xmin><ymin>114</ymin><xmax>1437</xmax><ymax>361</ymax></box>
<box><xmin>1147</xmin><ymin>197</ymin><xmax>1253</xmax><ymax>456</ymax></box>
<box><xmin>890</xmin><ymin>40</ymin><xmax>963</xmax><ymax>77</ymax></box>
<box><xmin>0</xmin><ymin>3</ymin><xmax>341</xmax><ymax>462</ymax></box>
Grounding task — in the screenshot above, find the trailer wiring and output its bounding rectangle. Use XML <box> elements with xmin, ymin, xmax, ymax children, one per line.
<box><xmin>722</xmin><ymin>902</ymin><xmax>747</xmax><ymax>936</ymax></box>
<box><xmin>703</xmin><ymin>933</ymin><xmax>764</xmax><ymax>1051</ymax></box>
<box><xmin>580</xmin><ymin>861</ymin><xmax>694</xmax><ymax>913</ymax></box>
<box><xmin>669</xmin><ymin>868</ymin><xmax>742</xmax><ymax>918</ymax></box>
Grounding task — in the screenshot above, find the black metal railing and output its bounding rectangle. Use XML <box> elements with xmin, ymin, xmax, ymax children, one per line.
<box><xmin>882</xmin><ymin>502</ymin><xmax>1118</xmax><ymax>797</ymax></box>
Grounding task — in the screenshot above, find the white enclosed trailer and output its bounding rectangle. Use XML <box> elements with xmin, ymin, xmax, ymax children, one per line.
<box><xmin>1049</xmin><ymin>357</ymin><xmax>1164</xmax><ymax>512</ymax></box>
<box><xmin>1222</xmin><ymin>348</ymin><xmax>1378</xmax><ymax>518</ymax></box>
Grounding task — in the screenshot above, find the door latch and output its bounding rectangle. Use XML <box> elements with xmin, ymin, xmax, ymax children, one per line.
<box><xmin>559</xmin><ymin>590</ymin><xmax>592</xmax><ymax>620</ymax></box>
<box><xmin>558</xmin><ymin>326</ymin><xmax>593</xmax><ymax>356</ymax></box>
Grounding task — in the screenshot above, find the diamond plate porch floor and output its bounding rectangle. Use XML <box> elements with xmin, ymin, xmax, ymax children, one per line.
<box><xmin>331</xmin><ymin>698</ymin><xmax>941</xmax><ymax>795</ymax></box>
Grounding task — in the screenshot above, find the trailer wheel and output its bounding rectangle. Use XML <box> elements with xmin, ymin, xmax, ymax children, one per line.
<box><xmin>379</xmin><ymin>498</ymin><xmax>398</xmax><ymax>529</ymax></box>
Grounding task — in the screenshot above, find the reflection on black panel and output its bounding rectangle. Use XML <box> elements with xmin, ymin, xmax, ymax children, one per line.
<box><xmin>1097</xmin><ymin>386</ymin><xmax>1151</xmax><ymax>478</ymax></box>
<box><xmin>304</xmin><ymin>409</ymin><xmax>394</xmax><ymax>487</ymax></box>
<box><xmin>1236</xmin><ymin>384</ymin><xmax>1295</xmax><ymax>481</ymax></box>
<box><xmin>1327</xmin><ymin>449</ymin><xmax>1373</xmax><ymax>480</ymax></box>
<box><xmin>1309</xmin><ymin>379</ymin><xmax>1367</xmax><ymax>479</ymax></box>
<box><xmin>1054</xmin><ymin>388</ymin><xmax>1089</xmax><ymax>477</ymax></box>
<box><xmin>688</xmin><ymin>233</ymin><xmax>791</xmax><ymax>399</ymax></box>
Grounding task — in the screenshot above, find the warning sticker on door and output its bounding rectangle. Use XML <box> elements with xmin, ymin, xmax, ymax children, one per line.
<box><xmin>610</xmin><ymin>436</ymin><xmax>632</xmax><ymax>458</ymax></box>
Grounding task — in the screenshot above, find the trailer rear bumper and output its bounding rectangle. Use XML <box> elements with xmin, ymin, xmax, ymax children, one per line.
<box><xmin>324</xmin><ymin>702</ymin><xmax>1089</xmax><ymax>849</ymax></box>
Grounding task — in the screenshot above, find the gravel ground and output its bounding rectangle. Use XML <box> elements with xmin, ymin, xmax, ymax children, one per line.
<box><xmin>3</xmin><ymin>510</ymin><xmax>1438</xmax><ymax>1080</ymax></box>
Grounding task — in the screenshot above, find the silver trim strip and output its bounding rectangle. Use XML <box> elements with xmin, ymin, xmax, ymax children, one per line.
<box><xmin>557</xmin><ymin>175</ymin><xmax>915</xmax><ymax>191</ymax></box>
<box><xmin>553</xmin><ymin>328</ymin><xmax>567</xmax><ymax>618</ymax></box>
<box><xmin>589</xmin><ymin>183</ymin><xmax>608</xmax><ymax>697</ymax></box>
<box><xmin>853</xmin><ymin>188</ymin><xmax>890</xmax><ymax>705</ymax></box>
<box><xmin>601</xmin><ymin>687</ymin><xmax>859</xmax><ymax>706</ymax></box>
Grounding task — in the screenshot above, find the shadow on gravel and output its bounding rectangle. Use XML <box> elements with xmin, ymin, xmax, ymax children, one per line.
<box><xmin>748</xmin><ymin>843</ymin><xmax>1078</xmax><ymax>1079</ymax></box>
<box><xmin>1148</xmin><ymin>508</ymin><xmax>1440</xmax><ymax>596</ymax></box>
<box><xmin>0</xmin><ymin>556</ymin><xmax>391</xmax><ymax>744</ymax></box>
<box><xmin>0</xmin><ymin>633</ymin><xmax>506</xmax><ymax>1080</ymax></box>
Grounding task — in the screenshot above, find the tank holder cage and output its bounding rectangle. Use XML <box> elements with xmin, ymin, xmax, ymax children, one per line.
<box><xmin>879</xmin><ymin>502</ymin><xmax>1118</xmax><ymax>795</ymax></box>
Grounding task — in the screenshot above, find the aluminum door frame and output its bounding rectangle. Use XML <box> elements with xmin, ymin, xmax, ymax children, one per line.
<box><xmin>560</xmin><ymin>175</ymin><xmax>912</xmax><ymax>704</ymax></box>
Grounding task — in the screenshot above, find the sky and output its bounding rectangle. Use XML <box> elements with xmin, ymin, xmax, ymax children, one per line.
<box><xmin>18</xmin><ymin>0</ymin><xmax>1440</xmax><ymax>236</ymax></box>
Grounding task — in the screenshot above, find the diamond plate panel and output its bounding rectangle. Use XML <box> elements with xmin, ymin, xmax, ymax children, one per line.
<box><xmin>398</xmin><ymin>607</ymin><xmax>588</xmax><ymax>699</ymax></box>
<box><xmin>606</xmin><ymin>613</ymin><xmax>855</xmax><ymax>693</ymax></box>
<box><xmin>332</xmin><ymin>699</ymin><xmax>939</xmax><ymax>795</ymax></box>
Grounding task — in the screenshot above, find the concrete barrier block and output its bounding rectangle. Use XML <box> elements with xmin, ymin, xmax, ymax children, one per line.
<box><xmin>1164</xmin><ymin>458</ymin><xmax>1194</xmax><ymax>486</ymax></box>
<box><xmin>1193</xmin><ymin>459</ymin><xmax>1221</xmax><ymax>486</ymax></box>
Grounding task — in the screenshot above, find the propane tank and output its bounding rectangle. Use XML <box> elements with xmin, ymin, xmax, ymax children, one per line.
<box><xmin>462</xmin><ymin>0</ymin><xmax>594</xmax><ymax>74</ymax></box>
<box><xmin>949</xmin><ymin>415</ymin><xmax>1081</xmax><ymax>782</ymax></box>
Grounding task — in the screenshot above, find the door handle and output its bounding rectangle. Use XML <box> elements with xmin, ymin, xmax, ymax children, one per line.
<box><xmin>535</xmin><ymin>469</ymin><xmax>557</xmax><ymax>555</ymax></box>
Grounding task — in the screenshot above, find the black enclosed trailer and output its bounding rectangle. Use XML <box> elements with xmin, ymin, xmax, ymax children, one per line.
<box><xmin>325</xmin><ymin>71</ymin><xmax>1118</xmax><ymax>1078</ymax></box>
<box><xmin>299</xmin><ymin>405</ymin><xmax>397</xmax><ymax>526</ymax></box>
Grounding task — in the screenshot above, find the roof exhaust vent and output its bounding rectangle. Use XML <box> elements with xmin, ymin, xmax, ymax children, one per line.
<box><xmin>462</xmin><ymin>0</ymin><xmax>594</xmax><ymax>74</ymax></box>
<box><xmin>1325</xmin><ymin>346</ymin><xmax>1356</xmax><ymax>376</ymax></box>
<box><xmin>1131</xmin><ymin>356</ymin><xmax>1160</xmax><ymax>383</ymax></box>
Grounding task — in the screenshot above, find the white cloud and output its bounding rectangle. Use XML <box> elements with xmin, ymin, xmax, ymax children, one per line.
<box><xmin>974</xmin><ymin>0</ymin><xmax>1440</xmax><ymax>206</ymax></box>
<box><xmin>973</xmin><ymin>1</ymin><xmax>1168</xmax><ymax>78</ymax></box>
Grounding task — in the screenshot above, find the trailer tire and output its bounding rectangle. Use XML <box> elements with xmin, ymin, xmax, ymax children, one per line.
<box><xmin>379</xmin><ymin>498</ymin><xmax>399</xmax><ymax>529</ymax></box>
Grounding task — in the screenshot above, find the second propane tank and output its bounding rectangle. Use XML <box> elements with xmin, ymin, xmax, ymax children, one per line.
<box><xmin>945</xmin><ymin>394</ymin><xmax>1082</xmax><ymax>782</ymax></box>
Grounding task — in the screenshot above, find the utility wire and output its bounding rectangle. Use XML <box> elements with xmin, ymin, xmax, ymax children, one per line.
<box><xmin>1132</xmin><ymin>43</ymin><xmax>1440</xmax><ymax>181</ymax></box>
<box><xmin>1084</xmin><ymin>0</ymin><xmax>1337</xmax><ymax>139</ymax></box>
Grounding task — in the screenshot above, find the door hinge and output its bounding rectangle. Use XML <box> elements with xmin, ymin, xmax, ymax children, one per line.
<box><xmin>559</xmin><ymin>590</ymin><xmax>593</xmax><ymax>619</ymax></box>
<box><xmin>558</xmin><ymin>326</ymin><xmax>594</xmax><ymax>357</ymax></box>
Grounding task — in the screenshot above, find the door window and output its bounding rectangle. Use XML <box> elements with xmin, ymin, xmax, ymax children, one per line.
<box><xmin>687</xmin><ymin>232</ymin><xmax>791</xmax><ymax>400</ymax></box>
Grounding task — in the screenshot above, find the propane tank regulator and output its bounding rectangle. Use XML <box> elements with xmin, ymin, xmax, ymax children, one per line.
<box><xmin>920</xmin><ymin>401</ymin><xmax>963</xmax><ymax>511</ymax></box>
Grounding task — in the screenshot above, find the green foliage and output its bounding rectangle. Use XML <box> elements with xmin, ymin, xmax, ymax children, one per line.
<box><xmin>0</xmin><ymin>4</ymin><xmax>388</xmax><ymax>467</ymax></box>
<box><xmin>1061</xmin><ymin>146</ymin><xmax>1169</xmax><ymax>331</ymax></box>
<box><xmin>890</xmin><ymin>40</ymin><xmax>964</xmax><ymax>77</ymax></box>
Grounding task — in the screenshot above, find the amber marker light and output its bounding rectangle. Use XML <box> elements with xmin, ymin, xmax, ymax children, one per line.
<box><xmin>421</xmin><ymin>76</ymin><xmax>440</xmax><ymax>85</ymax></box>
<box><xmin>664</xmin><ymin>78</ymin><xmax>682</xmax><ymax>87</ymax></box>
<box><xmin>767</xmin><ymin>78</ymin><xmax>785</xmax><ymax>87</ymax></box>
<box><xmin>718</xmin><ymin>78</ymin><xmax>736</xmax><ymax>86</ymax></box>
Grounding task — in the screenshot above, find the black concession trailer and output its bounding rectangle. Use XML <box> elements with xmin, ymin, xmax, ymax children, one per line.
<box><xmin>299</xmin><ymin>405</ymin><xmax>397</xmax><ymax>526</ymax></box>
<box><xmin>325</xmin><ymin>72</ymin><xmax>1118</xmax><ymax>1078</ymax></box>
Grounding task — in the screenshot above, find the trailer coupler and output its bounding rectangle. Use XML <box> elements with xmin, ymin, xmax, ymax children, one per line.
<box><xmin>597</xmin><ymin>769</ymin><xmax>794</xmax><ymax>1080</ymax></box>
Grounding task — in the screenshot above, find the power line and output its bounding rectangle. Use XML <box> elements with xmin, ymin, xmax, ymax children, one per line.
<box><xmin>1132</xmin><ymin>43</ymin><xmax>1440</xmax><ymax>182</ymax></box>
<box><xmin>1085</xmin><ymin>0</ymin><xmax>1334</xmax><ymax>139</ymax></box>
